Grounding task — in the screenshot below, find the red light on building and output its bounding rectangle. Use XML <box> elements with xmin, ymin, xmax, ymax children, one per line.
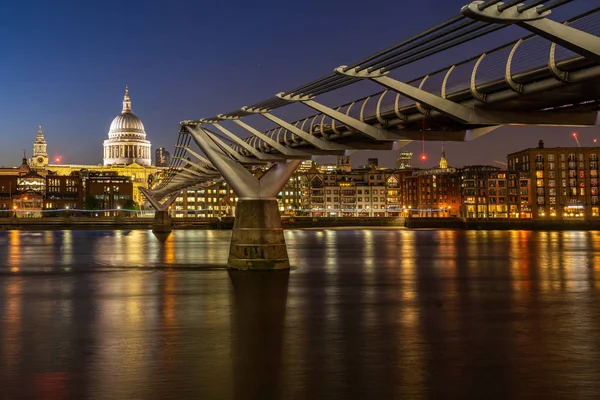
<box><xmin>55</xmin><ymin>156</ymin><xmax>61</xmax><ymax>163</ymax></box>
<box><xmin>421</xmin><ymin>154</ymin><xmax>427</xmax><ymax>161</ymax></box>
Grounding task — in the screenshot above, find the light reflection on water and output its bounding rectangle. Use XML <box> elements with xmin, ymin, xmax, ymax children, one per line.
<box><xmin>1</xmin><ymin>229</ymin><xmax>600</xmax><ymax>399</ymax></box>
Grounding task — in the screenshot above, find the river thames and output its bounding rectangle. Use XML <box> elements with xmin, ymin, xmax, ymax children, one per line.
<box><xmin>1</xmin><ymin>229</ymin><xmax>600</xmax><ymax>399</ymax></box>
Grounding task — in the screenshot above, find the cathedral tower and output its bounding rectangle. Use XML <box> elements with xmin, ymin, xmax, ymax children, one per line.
<box><xmin>439</xmin><ymin>144</ymin><xmax>448</xmax><ymax>169</ymax></box>
<box><xmin>31</xmin><ymin>125</ymin><xmax>49</xmax><ymax>169</ymax></box>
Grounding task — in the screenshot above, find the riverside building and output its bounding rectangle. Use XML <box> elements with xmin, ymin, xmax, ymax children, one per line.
<box><xmin>507</xmin><ymin>140</ymin><xmax>600</xmax><ymax>219</ymax></box>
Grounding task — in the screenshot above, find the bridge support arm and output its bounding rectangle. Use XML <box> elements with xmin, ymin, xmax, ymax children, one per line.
<box><xmin>186</xmin><ymin>124</ymin><xmax>300</xmax><ymax>270</ymax></box>
<box><xmin>209</xmin><ymin>121</ymin><xmax>287</xmax><ymax>161</ymax></box>
<box><xmin>243</xmin><ymin>109</ymin><xmax>349</xmax><ymax>153</ymax></box>
<box><xmin>140</xmin><ymin>188</ymin><xmax>181</xmax><ymax>233</ymax></box>
<box><xmin>232</xmin><ymin>119</ymin><xmax>313</xmax><ymax>159</ymax></box>
<box><xmin>334</xmin><ymin>66</ymin><xmax>477</xmax><ymax>123</ymax></box>
<box><xmin>187</xmin><ymin>125</ymin><xmax>260</xmax><ymax>198</ymax></box>
<box><xmin>275</xmin><ymin>93</ymin><xmax>401</xmax><ymax>140</ymax></box>
<box><xmin>461</xmin><ymin>1</ymin><xmax>600</xmax><ymax>63</ymax></box>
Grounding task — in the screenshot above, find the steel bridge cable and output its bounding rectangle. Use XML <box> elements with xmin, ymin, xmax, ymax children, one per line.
<box><xmin>478</xmin><ymin>0</ymin><xmax>503</xmax><ymax>10</ymax></box>
<box><xmin>283</xmin><ymin>73</ymin><xmax>340</xmax><ymax>96</ymax></box>
<box><xmin>346</xmin><ymin>15</ymin><xmax>466</xmax><ymax>72</ymax></box>
<box><xmin>286</xmin><ymin>74</ymin><xmax>346</xmax><ymax>97</ymax></box>
<box><xmin>310</xmin><ymin>78</ymin><xmax>363</xmax><ymax>97</ymax></box>
<box><xmin>498</xmin><ymin>0</ymin><xmax>528</xmax><ymax>12</ymax></box>
<box><xmin>360</xmin><ymin>19</ymin><xmax>481</xmax><ymax>73</ymax></box>
<box><xmin>300</xmin><ymin>75</ymin><xmax>357</xmax><ymax>97</ymax></box>
<box><xmin>518</xmin><ymin>0</ymin><xmax>551</xmax><ymax>13</ymax></box>
<box><xmin>280</xmin><ymin>15</ymin><xmax>467</xmax><ymax>96</ymax></box>
<box><xmin>538</xmin><ymin>0</ymin><xmax>577</xmax><ymax>13</ymax></box>
<box><xmin>378</xmin><ymin>22</ymin><xmax>497</xmax><ymax>72</ymax></box>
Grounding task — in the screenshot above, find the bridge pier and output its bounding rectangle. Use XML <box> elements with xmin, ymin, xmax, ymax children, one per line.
<box><xmin>187</xmin><ymin>125</ymin><xmax>302</xmax><ymax>270</ymax></box>
<box><xmin>153</xmin><ymin>210</ymin><xmax>172</xmax><ymax>233</ymax></box>
<box><xmin>229</xmin><ymin>199</ymin><xmax>288</xmax><ymax>270</ymax></box>
<box><xmin>139</xmin><ymin>188</ymin><xmax>179</xmax><ymax>234</ymax></box>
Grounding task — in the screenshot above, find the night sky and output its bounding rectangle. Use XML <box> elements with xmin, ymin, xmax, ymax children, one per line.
<box><xmin>0</xmin><ymin>0</ymin><xmax>596</xmax><ymax>169</ymax></box>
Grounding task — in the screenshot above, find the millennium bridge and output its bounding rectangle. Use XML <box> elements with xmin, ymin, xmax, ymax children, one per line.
<box><xmin>142</xmin><ymin>0</ymin><xmax>600</xmax><ymax>269</ymax></box>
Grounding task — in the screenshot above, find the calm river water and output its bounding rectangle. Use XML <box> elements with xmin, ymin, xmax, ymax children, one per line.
<box><xmin>1</xmin><ymin>229</ymin><xmax>600</xmax><ymax>399</ymax></box>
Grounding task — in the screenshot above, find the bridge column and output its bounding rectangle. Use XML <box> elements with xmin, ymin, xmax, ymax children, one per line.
<box><xmin>153</xmin><ymin>210</ymin><xmax>173</xmax><ymax>233</ymax></box>
<box><xmin>229</xmin><ymin>199</ymin><xmax>288</xmax><ymax>270</ymax></box>
<box><xmin>139</xmin><ymin>188</ymin><xmax>179</xmax><ymax>234</ymax></box>
<box><xmin>187</xmin><ymin>125</ymin><xmax>301</xmax><ymax>270</ymax></box>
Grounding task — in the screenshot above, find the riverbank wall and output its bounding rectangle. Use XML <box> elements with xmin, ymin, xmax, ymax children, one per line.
<box><xmin>406</xmin><ymin>217</ymin><xmax>600</xmax><ymax>230</ymax></box>
<box><xmin>2</xmin><ymin>216</ymin><xmax>600</xmax><ymax>231</ymax></box>
<box><xmin>0</xmin><ymin>216</ymin><xmax>406</xmax><ymax>230</ymax></box>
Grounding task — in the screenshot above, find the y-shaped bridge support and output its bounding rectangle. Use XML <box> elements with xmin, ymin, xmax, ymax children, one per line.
<box><xmin>139</xmin><ymin>188</ymin><xmax>180</xmax><ymax>233</ymax></box>
<box><xmin>187</xmin><ymin>125</ymin><xmax>301</xmax><ymax>270</ymax></box>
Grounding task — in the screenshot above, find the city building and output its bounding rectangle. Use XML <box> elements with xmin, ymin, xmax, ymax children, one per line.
<box><xmin>300</xmin><ymin>162</ymin><xmax>401</xmax><ymax>217</ymax></box>
<box><xmin>461</xmin><ymin>166</ymin><xmax>505</xmax><ymax>219</ymax></box>
<box><xmin>507</xmin><ymin>140</ymin><xmax>600</xmax><ymax>219</ymax></box>
<box><xmin>406</xmin><ymin>147</ymin><xmax>460</xmax><ymax>217</ymax></box>
<box><xmin>460</xmin><ymin>165</ymin><xmax>533</xmax><ymax>219</ymax></box>
<box><xmin>103</xmin><ymin>86</ymin><xmax>152</xmax><ymax>166</ymax></box>
<box><xmin>0</xmin><ymin>153</ymin><xmax>84</xmax><ymax>216</ymax></box>
<box><xmin>25</xmin><ymin>88</ymin><xmax>162</xmax><ymax>206</ymax></box>
<box><xmin>397</xmin><ymin>151</ymin><xmax>413</xmax><ymax>169</ymax></box>
<box><xmin>155</xmin><ymin>147</ymin><xmax>171</xmax><ymax>167</ymax></box>
<box><xmin>86</xmin><ymin>171</ymin><xmax>134</xmax><ymax>212</ymax></box>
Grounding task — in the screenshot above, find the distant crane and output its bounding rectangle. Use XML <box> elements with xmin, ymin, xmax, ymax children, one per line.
<box><xmin>494</xmin><ymin>160</ymin><xmax>507</xmax><ymax>166</ymax></box>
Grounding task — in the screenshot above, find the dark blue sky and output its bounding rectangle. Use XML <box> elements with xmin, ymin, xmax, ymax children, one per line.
<box><xmin>0</xmin><ymin>0</ymin><xmax>596</xmax><ymax>168</ymax></box>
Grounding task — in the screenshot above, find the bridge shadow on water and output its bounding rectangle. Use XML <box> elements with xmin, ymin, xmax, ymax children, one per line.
<box><xmin>228</xmin><ymin>269</ymin><xmax>289</xmax><ymax>400</ymax></box>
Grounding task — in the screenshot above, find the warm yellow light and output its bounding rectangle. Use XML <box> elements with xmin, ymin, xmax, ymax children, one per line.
<box><xmin>13</xmin><ymin>205</ymin><xmax>17</xmax><ymax>209</ymax></box>
<box><xmin>550</xmin><ymin>213</ymin><xmax>556</xmax><ymax>217</ymax></box>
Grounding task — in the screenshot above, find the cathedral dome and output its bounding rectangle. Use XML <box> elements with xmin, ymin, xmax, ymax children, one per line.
<box><xmin>103</xmin><ymin>86</ymin><xmax>152</xmax><ymax>166</ymax></box>
<box><xmin>109</xmin><ymin>113</ymin><xmax>145</xmax><ymax>136</ymax></box>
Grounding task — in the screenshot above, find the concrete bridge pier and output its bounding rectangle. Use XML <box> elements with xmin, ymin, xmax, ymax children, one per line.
<box><xmin>187</xmin><ymin>125</ymin><xmax>302</xmax><ymax>270</ymax></box>
<box><xmin>153</xmin><ymin>210</ymin><xmax>173</xmax><ymax>233</ymax></box>
<box><xmin>229</xmin><ymin>199</ymin><xmax>288</xmax><ymax>270</ymax></box>
<box><xmin>139</xmin><ymin>188</ymin><xmax>179</xmax><ymax>234</ymax></box>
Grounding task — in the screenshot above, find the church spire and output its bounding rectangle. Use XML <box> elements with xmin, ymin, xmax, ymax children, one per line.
<box><xmin>122</xmin><ymin>85</ymin><xmax>132</xmax><ymax>114</ymax></box>
<box><xmin>37</xmin><ymin>125</ymin><xmax>44</xmax><ymax>138</ymax></box>
<box><xmin>22</xmin><ymin>149</ymin><xmax>27</xmax><ymax>166</ymax></box>
<box><xmin>439</xmin><ymin>143</ymin><xmax>448</xmax><ymax>169</ymax></box>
